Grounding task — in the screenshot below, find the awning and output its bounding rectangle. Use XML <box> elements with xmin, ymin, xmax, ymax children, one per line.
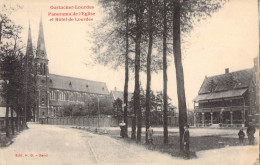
<box><xmin>193</xmin><ymin>88</ymin><xmax>247</xmax><ymax>102</ymax></box>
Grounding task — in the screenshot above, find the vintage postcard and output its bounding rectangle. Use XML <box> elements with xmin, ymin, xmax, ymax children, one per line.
<box><xmin>0</xmin><ymin>0</ymin><xmax>259</xmax><ymax>164</ymax></box>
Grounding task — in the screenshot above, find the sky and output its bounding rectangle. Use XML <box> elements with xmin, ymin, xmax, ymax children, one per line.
<box><xmin>1</xmin><ymin>0</ymin><xmax>259</xmax><ymax>109</ymax></box>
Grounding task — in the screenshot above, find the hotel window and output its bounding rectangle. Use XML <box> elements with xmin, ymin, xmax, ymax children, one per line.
<box><xmin>70</xmin><ymin>93</ymin><xmax>73</xmax><ymax>101</ymax></box>
<box><xmin>59</xmin><ymin>92</ymin><xmax>62</xmax><ymax>101</ymax></box>
<box><xmin>52</xmin><ymin>91</ymin><xmax>55</xmax><ymax>100</ymax></box>
<box><xmin>50</xmin><ymin>91</ymin><xmax>52</xmax><ymax>100</ymax></box>
<box><xmin>61</xmin><ymin>92</ymin><xmax>64</xmax><ymax>101</ymax></box>
<box><xmin>65</xmin><ymin>92</ymin><xmax>68</xmax><ymax>101</ymax></box>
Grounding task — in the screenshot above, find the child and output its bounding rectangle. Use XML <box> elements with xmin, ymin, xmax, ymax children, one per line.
<box><xmin>119</xmin><ymin>120</ymin><xmax>126</xmax><ymax>138</ymax></box>
<box><xmin>238</xmin><ymin>128</ymin><xmax>245</xmax><ymax>144</ymax></box>
<box><xmin>183</xmin><ymin>124</ymin><xmax>190</xmax><ymax>158</ymax></box>
<box><xmin>147</xmin><ymin>126</ymin><xmax>154</xmax><ymax>145</ymax></box>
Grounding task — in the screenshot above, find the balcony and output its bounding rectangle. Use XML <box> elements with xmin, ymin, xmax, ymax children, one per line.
<box><xmin>194</xmin><ymin>106</ymin><xmax>249</xmax><ymax>113</ymax></box>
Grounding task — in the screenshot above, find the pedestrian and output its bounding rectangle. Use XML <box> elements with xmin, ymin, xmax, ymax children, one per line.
<box><xmin>182</xmin><ymin>124</ymin><xmax>190</xmax><ymax>159</ymax></box>
<box><xmin>119</xmin><ymin>120</ymin><xmax>126</xmax><ymax>138</ymax></box>
<box><xmin>238</xmin><ymin>128</ymin><xmax>245</xmax><ymax>144</ymax></box>
<box><xmin>247</xmin><ymin>122</ymin><xmax>256</xmax><ymax>145</ymax></box>
<box><xmin>147</xmin><ymin>125</ymin><xmax>153</xmax><ymax>145</ymax></box>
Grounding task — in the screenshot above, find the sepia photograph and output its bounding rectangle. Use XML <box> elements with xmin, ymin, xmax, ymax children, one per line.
<box><xmin>0</xmin><ymin>0</ymin><xmax>259</xmax><ymax>164</ymax></box>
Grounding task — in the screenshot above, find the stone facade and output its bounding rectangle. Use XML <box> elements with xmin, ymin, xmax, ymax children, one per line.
<box><xmin>27</xmin><ymin>18</ymin><xmax>109</xmax><ymax>121</ymax></box>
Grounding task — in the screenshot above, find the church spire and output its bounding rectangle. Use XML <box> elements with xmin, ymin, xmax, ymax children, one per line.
<box><xmin>36</xmin><ymin>17</ymin><xmax>47</xmax><ymax>58</ymax></box>
<box><xmin>25</xmin><ymin>22</ymin><xmax>34</xmax><ymax>58</ymax></box>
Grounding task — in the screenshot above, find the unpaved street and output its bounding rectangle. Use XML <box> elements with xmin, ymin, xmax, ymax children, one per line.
<box><xmin>0</xmin><ymin>124</ymin><xmax>173</xmax><ymax>165</ymax></box>
<box><xmin>0</xmin><ymin>123</ymin><xmax>258</xmax><ymax>165</ymax></box>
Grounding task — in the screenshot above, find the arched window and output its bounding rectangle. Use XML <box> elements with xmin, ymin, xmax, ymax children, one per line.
<box><xmin>43</xmin><ymin>63</ymin><xmax>46</xmax><ymax>75</ymax></box>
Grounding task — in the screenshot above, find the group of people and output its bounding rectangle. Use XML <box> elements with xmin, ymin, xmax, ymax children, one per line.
<box><xmin>119</xmin><ymin>120</ymin><xmax>256</xmax><ymax>159</ymax></box>
<box><xmin>238</xmin><ymin>122</ymin><xmax>256</xmax><ymax>145</ymax></box>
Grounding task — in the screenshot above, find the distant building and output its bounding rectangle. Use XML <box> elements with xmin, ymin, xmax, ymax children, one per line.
<box><xmin>22</xmin><ymin>18</ymin><xmax>109</xmax><ymax>121</ymax></box>
<box><xmin>33</xmin><ymin>18</ymin><xmax>109</xmax><ymax>119</ymax></box>
<box><xmin>110</xmin><ymin>87</ymin><xmax>133</xmax><ymax>103</ymax></box>
<box><xmin>194</xmin><ymin>59</ymin><xmax>259</xmax><ymax>127</ymax></box>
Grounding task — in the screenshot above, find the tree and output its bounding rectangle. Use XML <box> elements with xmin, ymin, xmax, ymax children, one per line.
<box><xmin>170</xmin><ymin>0</ymin><xmax>227</xmax><ymax>151</ymax></box>
<box><xmin>0</xmin><ymin>4</ymin><xmax>26</xmax><ymax>136</ymax></box>
<box><xmin>129</xmin><ymin>90</ymin><xmax>176</xmax><ymax>125</ymax></box>
<box><xmin>113</xmin><ymin>98</ymin><xmax>123</xmax><ymax>121</ymax></box>
<box><xmin>133</xmin><ymin>0</ymin><xmax>145</xmax><ymax>143</ymax></box>
<box><xmin>145</xmin><ymin>0</ymin><xmax>154</xmax><ymax>143</ymax></box>
<box><xmin>162</xmin><ymin>0</ymin><xmax>169</xmax><ymax>144</ymax></box>
<box><xmin>123</xmin><ymin>0</ymin><xmax>130</xmax><ymax>138</ymax></box>
<box><xmin>0</xmin><ymin>42</ymin><xmax>24</xmax><ymax>136</ymax></box>
<box><xmin>0</xmin><ymin>5</ymin><xmax>22</xmax><ymax>44</ymax></box>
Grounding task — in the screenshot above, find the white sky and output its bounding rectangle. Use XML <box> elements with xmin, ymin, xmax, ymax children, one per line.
<box><xmin>2</xmin><ymin>0</ymin><xmax>259</xmax><ymax>109</ymax></box>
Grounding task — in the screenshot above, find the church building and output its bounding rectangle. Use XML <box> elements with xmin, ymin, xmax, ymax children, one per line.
<box><xmin>26</xmin><ymin>18</ymin><xmax>109</xmax><ymax>122</ymax></box>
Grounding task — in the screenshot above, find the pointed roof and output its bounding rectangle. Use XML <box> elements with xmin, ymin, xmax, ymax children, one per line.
<box><xmin>111</xmin><ymin>90</ymin><xmax>133</xmax><ymax>102</ymax></box>
<box><xmin>198</xmin><ymin>68</ymin><xmax>254</xmax><ymax>94</ymax></box>
<box><xmin>25</xmin><ymin>22</ymin><xmax>34</xmax><ymax>58</ymax></box>
<box><xmin>36</xmin><ymin>17</ymin><xmax>47</xmax><ymax>58</ymax></box>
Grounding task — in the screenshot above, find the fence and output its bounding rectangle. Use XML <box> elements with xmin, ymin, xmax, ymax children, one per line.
<box><xmin>40</xmin><ymin>115</ymin><xmax>181</xmax><ymax>127</ymax></box>
<box><xmin>40</xmin><ymin>116</ymin><xmax>120</xmax><ymax>127</ymax></box>
<box><xmin>0</xmin><ymin>118</ymin><xmax>18</xmax><ymax>131</ymax></box>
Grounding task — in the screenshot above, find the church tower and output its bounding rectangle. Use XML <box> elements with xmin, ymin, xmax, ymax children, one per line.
<box><xmin>35</xmin><ymin>17</ymin><xmax>50</xmax><ymax>121</ymax></box>
<box><xmin>25</xmin><ymin>23</ymin><xmax>34</xmax><ymax>62</ymax></box>
<box><xmin>25</xmin><ymin>22</ymin><xmax>36</xmax><ymax>121</ymax></box>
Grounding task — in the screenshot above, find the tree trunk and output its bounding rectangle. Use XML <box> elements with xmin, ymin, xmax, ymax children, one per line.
<box><xmin>134</xmin><ymin>0</ymin><xmax>144</xmax><ymax>143</ymax></box>
<box><xmin>24</xmin><ymin>48</ymin><xmax>28</xmax><ymax>128</ymax></box>
<box><xmin>145</xmin><ymin>0</ymin><xmax>153</xmax><ymax>143</ymax></box>
<box><xmin>163</xmin><ymin>0</ymin><xmax>168</xmax><ymax>144</ymax></box>
<box><xmin>17</xmin><ymin>113</ymin><xmax>20</xmax><ymax>132</ymax></box>
<box><xmin>131</xmin><ymin>114</ymin><xmax>136</xmax><ymax>140</ymax></box>
<box><xmin>256</xmin><ymin>0</ymin><xmax>260</xmax><ymax>163</ymax></box>
<box><xmin>5</xmin><ymin>105</ymin><xmax>10</xmax><ymax>137</ymax></box>
<box><xmin>0</xmin><ymin>21</ymin><xmax>2</xmax><ymax>43</ymax></box>
<box><xmin>11</xmin><ymin>106</ymin><xmax>14</xmax><ymax>135</ymax></box>
<box><xmin>20</xmin><ymin>110</ymin><xmax>24</xmax><ymax>130</ymax></box>
<box><xmin>33</xmin><ymin>105</ymin><xmax>36</xmax><ymax>122</ymax></box>
<box><xmin>16</xmin><ymin>114</ymin><xmax>18</xmax><ymax>132</ymax></box>
<box><xmin>123</xmin><ymin>0</ymin><xmax>129</xmax><ymax>138</ymax></box>
<box><xmin>172</xmin><ymin>1</ymin><xmax>187</xmax><ymax>151</ymax></box>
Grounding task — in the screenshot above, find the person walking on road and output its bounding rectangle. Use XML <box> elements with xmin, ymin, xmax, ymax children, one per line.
<box><xmin>147</xmin><ymin>125</ymin><xmax>154</xmax><ymax>145</ymax></box>
<box><xmin>247</xmin><ymin>122</ymin><xmax>256</xmax><ymax>145</ymax></box>
<box><xmin>183</xmin><ymin>124</ymin><xmax>190</xmax><ymax>159</ymax></box>
<box><xmin>119</xmin><ymin>120</ymin><xmax>126</xmax><ymax>138</ymax></box>
<box><xmin>238</xmin><ymin>128</ymin><xmax>245</xmax><ymax>145</ymax></box>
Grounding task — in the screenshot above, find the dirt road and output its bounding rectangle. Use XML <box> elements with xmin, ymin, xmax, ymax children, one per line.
<box><xmin>0</xmin><ymin>123</ymin><xmax>257</xmax><ymax>165</ymax></box>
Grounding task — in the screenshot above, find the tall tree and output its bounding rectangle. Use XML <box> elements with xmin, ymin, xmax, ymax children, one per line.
<box><xmin>172</xmin><ymin>0</ymin><xmax>187</xmax><ymax>150</ymax></box>
<box><xmin>256</xmin><ymin>0</ymin><xmax>260</xmax><ymax>163</ymax></box>
<box><xmin>170</xmin><ymin>0</ymin><xmax>228</xmax><ymax>151</ymax></box>
<box><xmin>162</xmin><ymin>0</ymin><xmax>169</xmax><ymax>144</ymax></box>
<box><xmin>0</xmin><ymin>5</ymin><xmax>21</xmax><ymax>44</ymax></box>
<box><xmin>123</xmin><ymin>0</ymin><xmax>130</xmax><ymax>138</ymax></box>
<box><xmin>145</xmin><ymin>0</ymin><xmax>153</xmax><ymax>143</ymax></box>
<box><xmin>134</xmin><ymin>0</ymin><xmax>145</xmax><ymax>142</ymax></box>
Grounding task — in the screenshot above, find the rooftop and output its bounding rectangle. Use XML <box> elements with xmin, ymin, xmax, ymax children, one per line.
<box><xmin>198</xmin><ymin>68</ymin><xmax>253</xmax><ymax>95</ymax></box>
<box><xmin>49</xmin><ymin>74</ymin><xmax>109</xmax><ymax>95</ymax></box>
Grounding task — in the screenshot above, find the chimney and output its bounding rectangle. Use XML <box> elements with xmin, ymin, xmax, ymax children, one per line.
<box><xmin>114</xmin><ymin>87</ymin><xmax>117</xmax><ymax>91</ymax></box>
<box><xmin>225</xmin><ymin>68</ymin><xmax>229</xmax><ymax>74</ymax></box>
